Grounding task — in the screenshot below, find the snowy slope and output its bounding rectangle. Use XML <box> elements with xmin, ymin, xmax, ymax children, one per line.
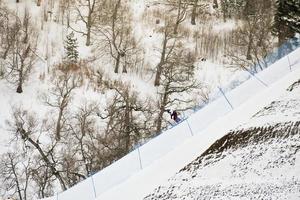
<box><xmin>1</xmin><ymin>1</ymin><xmax>300</xmax><ymax>199</ymax></box>
<box><xmin>144</xmin><ymin>80</ymin><xmax>300</xmax><ymax>200</ymax></box>
<box><xmin>95</xmin><ymin>50</ymin><xmax>300</xmax><ymax>200</ymax></box>
<box><xmin>38</xmin><ymin>47</ymin><xmax>300</xmax><ymax>200</ymax></box>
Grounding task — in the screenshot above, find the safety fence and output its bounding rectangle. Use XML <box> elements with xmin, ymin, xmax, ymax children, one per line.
<box><xmin>41</xmin><ymin>37</ymin><xmax>300</xmax><ymax>200</ymax></box>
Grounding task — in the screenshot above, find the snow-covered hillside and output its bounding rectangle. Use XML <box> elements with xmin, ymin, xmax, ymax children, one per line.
<box><xmin>1</xmin><ymin>0</ymin><xmax>300</xmax><ymax>199</ymax></box>
<box><xmin>93</xmin><ymin>48</ymin><xmax>300</xmax><ymax>200</ymax></box>
<box><xmin>145</xmin><ymin>81</ymin><xmax>300</xmax><ymax>200</ymax></box>
<box><xmin>36</xmin><ymin>49</ymin><xmax>300</xmax><ymax>200</ymax></box>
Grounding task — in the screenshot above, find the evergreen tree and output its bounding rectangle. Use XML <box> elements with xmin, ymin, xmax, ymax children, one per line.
<box><xmin>273</xmin><ymin>0</ymin><xmax>300</xmax><ymax>46</ymax></box>
<box><xmin>64</xmin><ymin>32</ymin><xmax>79</xmax><ymax>64</ymax></box>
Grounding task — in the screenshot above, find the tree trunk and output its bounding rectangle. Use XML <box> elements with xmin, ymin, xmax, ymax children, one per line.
<box><xmin>154</xmin><ymin>35</ymin><xmax>168</xmax><ymax>86</ymax></box>
<box><xmin>16</xmin><ymin>84</ymin><xmax>23</xmax><ymax>93</ymax></box>
<box><xmin>114</xmin><ymin>53</ymin><xmax>121</xmax><ymax>73</ymax></box>
<box><xmin>3</xmin><ymin>45</ymin><xmax>10</xmax><ymax>60</ymax></box>
<box><xmin>154</xmin><ymin>62</ymin><xmax>163</xmax><ymax>86</ymax></box>
<box><xmin>156</xmin><ymin>84</ymin><xmax>169</xmax><ymax>133</ymax></box>
<box><xmin>17</xmin><ymin>66</ymin><xmax>23</xmax><ymax>93</ymax></box>
<box><xmin>67</xmin><ymin>10</ymin><xmax>71</xmax><ymax>28</ymax></box>
<box><xmin>122</xmin><ymin>62</ymin><xmax>127</xmax><ymax>73</ymax></box>
<box><xmin>10</xmin><ymin>157</ymin><xmax>23</xmax><ymax>200</ymax></box>
<box><xmin>86</xmin><ymin>29</ymin><xmax>91</xmax><ymax>46</ymax></box>
<box><xmin>221</xmin><ymin>0</ymin><xmax>227</xmax><ymax>22</ymax></box>
<box><xmin>86</xmin><ymin>15</ymin><xmax>92</xmax><ymax>46</ymax></box>
<box><xmin>191</xmin><ymin>0</ymin><xmax>198</xmax><ymax>25</ymax></box>
<box><xmin>79</xmin><ymin>135</ymin><xmax>90</xmax><ymax>175</ymax></box>
<box><xmin>55</xmin><ymin>108</ymin><xmax>63</xmax><ymax>141</ymax></box>
<box><xmin>246</xmin><ymin>33</ymin><xmax>253</xmax><ymax>60</ymax></box>
<box><xmin>174</xmin><ymin>0</ymin><xmax>182</xmax><ymax>34</ymax></box>
<box><xmin>124</xmin><ymin>104</ymin><xmax>131</xmax><ymax>153</ymax></box>
<box><xmin>156</xmin><ymin>107</ymin><xmax>165</xmax><ymax>134</ymax></box>
<box><xmin>174</xmin><ymin>21</ymin><xmax>180</xmax><ymax>35</ymax></box>
<box><xmin>40</xmin><ymin>181</ymin><xmax>47</xmax><ymax>198</ymax></box>
<box><xmin>213</xmin><ymin>0</ymin><xmax>218</xmax><ymax>8</ymax></box>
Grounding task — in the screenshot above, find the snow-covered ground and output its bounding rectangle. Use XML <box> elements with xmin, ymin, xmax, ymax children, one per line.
<box><xmin>96</xmin><ymin>49</ymin><xmax>300</xmax><ymax>200</ymax></box>
<box><xmin>0</xmin><ymin>0</ymin><xmax>254</xmax><ymax>161</ymax></box>
<box><xmin>145</xmin><ymin>76</ymin><xmax>300</xmax><ymax>200</ymax></box>
<box><xmin>1</xmin><ymin>0</ymin><xmax>300</xmax><ymax>199</ymax></box>
<box><xmin>38</xmin><ymin>46</ymin><xmax>300</xmax><ymax>200</ymax></box>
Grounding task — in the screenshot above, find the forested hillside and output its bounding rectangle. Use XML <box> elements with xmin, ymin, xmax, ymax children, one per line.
<box><xmin>0</xmin><ymin>0</ymin><xmax>299</xmax><ymax>199</ymax></box>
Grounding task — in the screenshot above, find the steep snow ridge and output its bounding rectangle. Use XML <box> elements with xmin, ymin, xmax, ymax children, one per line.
<box><xmin>237</xmin><ymin>77</ymin><xmax>300</xmax><ymax>129</ymax></box>
<box><xmin>144</xmin><ymin>83</ymin><xmax>300</xmax><ymax>199</ymax></box>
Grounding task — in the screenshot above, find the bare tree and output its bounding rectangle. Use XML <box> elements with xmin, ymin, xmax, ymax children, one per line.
<box><xmin>96</xmin><ymin>0</ymin><xmax>138</xmax><ymax>73</ymax></box>
<box><xmin>155</xmin><ymin>47</ymin><xmax>199</xmax><ymax>133</ymax></box>
<box><xmin>68</xmin><ymin>102</ymin><xmax>100</xmax><ymax>177</ymax></box>
<box><xmin>99</xmin><ymin>82</ymin><xmax>154</xmax><ymax>158</ymax></box>
<box><xmin>0</xmin><ymin>152</ymin><xmax>32</xmax><ymax>200</ymax></box>
<box><xmin>31</xmin><ymin>162</ymin><xmax>55</xmax><ymax>198</ymax></box>
<box><xmin>6</xmin><ymin>106</ymin><xmax>68</xmax><ymax>191</ymax></box>
<box><xmin>153</xmin><ymin>0</ymin><xmax>205</xmax><ymax>86</ymax></box>
<box><xmin>154</xmin><ymin>0</ymin><xmax>204</xmax><ymax>26</ymax></box>
<box><xmin>227</xmin><ymin>0</ymin><xmax>274</xmax><ymax>72</ymax></box>
<box><xmin>0</xmin><ymin>6</ymin><xmax>19</xmax><ymax>60</ymax></box>
<box><xmin>164</xmin><ymin>0</ymin><xmax>188</xmax><ymax>34</ymax></box>
<box><xmin>154</xmin><ymin>19</ymin><xmax>177</xmax><ymax>86</ymax></box>
<box><xmin>190</xmin><ymin>0</ymin><xmax>210</xmax><ymax>25</ymax></box>
<box><xmin>71</xmin><ymin>0</ymin><xmax>98</xmax><ymax>46</ymax></box>
<box><xmin>42</xmin><ymin>72</ymin><xmax>81</xmax><ymax>141</ymax></box>
<box><xmin>56</xmin><ymin>0</ymin><xmax>74</xmax><ymax>26</ymax></box>
<box><xmin>5</xmin><ymin>9</ymin><xmax>38</xmax><ymax>93</ymax></box>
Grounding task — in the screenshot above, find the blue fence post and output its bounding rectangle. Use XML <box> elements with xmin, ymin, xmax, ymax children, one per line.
<box><xmin>218</xmin><ymin>86</ymin><xmax>234</xmax><ymax>110</ymax></box>
<box><xmin>242</xmin><ymin>67</ymin><xmax>268</xmax><ymax>87</ymax></box>
<box><xmin>287</xmin><ymin>55</ymin><xmax>292</xmax><ymax>71</ymax></box>
<box><xmin>137</xmin><ymin>145</ymin><xmax>143</xmax><ymax>170</ymax></box>
<box><xmin>186</xmin><ymin>119</ymin><xmax>194</xmax><ymax>136</ymax></box>
<box><xmin>90</xmin><ymin>175</ymin><xmax>97</xmax><ymax>198</ymax></box>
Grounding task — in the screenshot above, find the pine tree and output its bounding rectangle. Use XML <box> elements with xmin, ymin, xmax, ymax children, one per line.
<box><xmin>285</xmin><ymin>0</ymin><xmax>300</xmax><ymax>33</ymax></box>
<box><xmin>273</xmin><ymin>0</ymin><xmax>300</xmax><ymax>46</ymax></box>
<box><xmin>64</xmin><ymin>32</ymin><xmax>79</xmax><ymax>64</ymax></box>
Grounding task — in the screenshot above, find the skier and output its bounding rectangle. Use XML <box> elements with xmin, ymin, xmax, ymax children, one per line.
<box><xmin>171</xmin><ymin>110</ymin><xmax>181</xmax><ymax>123</ymax></box>
<box><xmin>166</xmin><ymin>109</ymin><xmax>181</xmax><ymax>123</ymax></box>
